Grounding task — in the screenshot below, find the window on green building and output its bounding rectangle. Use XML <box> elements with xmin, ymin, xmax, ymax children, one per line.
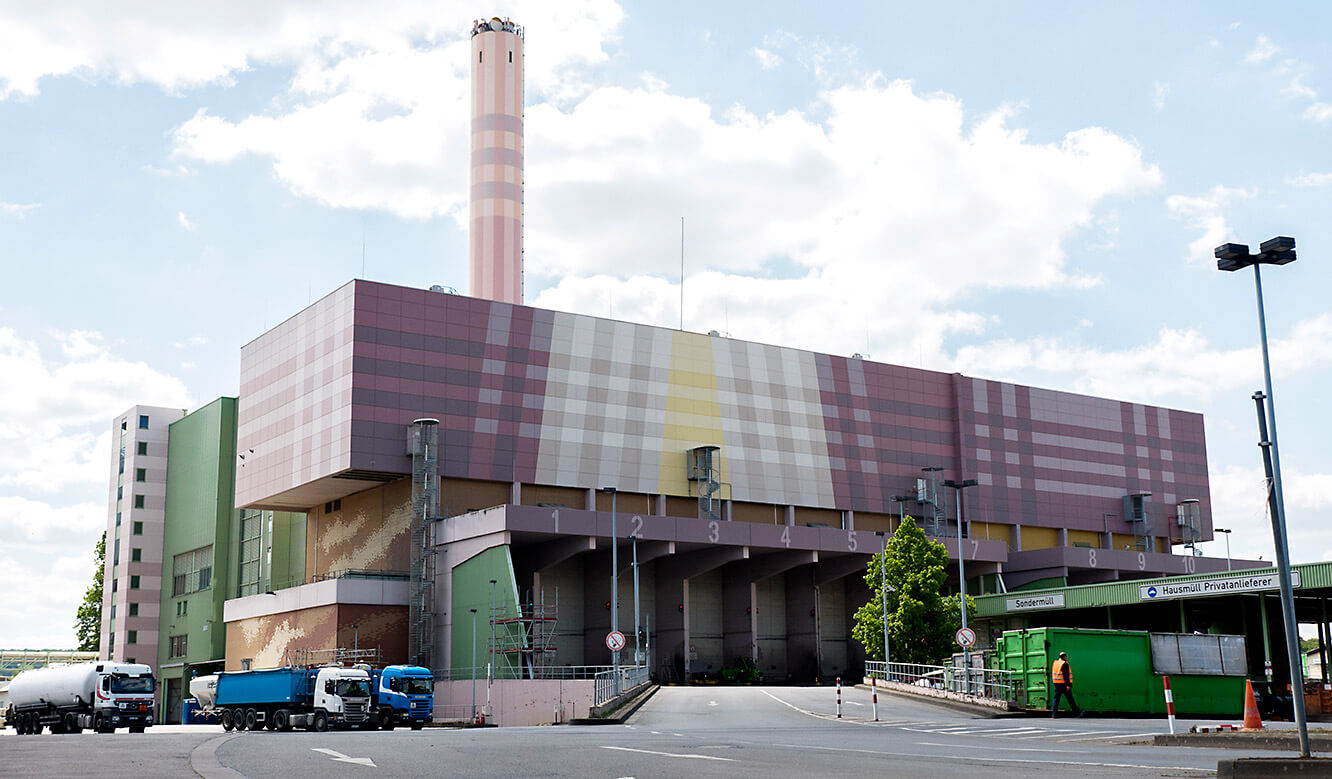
<box><xmin>237</xmin><ymin>510</ymin><xmax>266</xmax><ymax>597</ymax></box>
<box><xmin>169</xmin><ymin>635</ymin><xmax>187</xmax><ymax>658</ymax></box>
<box><xmin>173</xmin><ymin>545</ymin><xmax>213</xmax><ymax>596</ymax></box>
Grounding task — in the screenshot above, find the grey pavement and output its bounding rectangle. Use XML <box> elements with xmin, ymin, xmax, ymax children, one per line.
<box><xmin>2</xmin><ymin>685</ymin><xmax>1314</xmax><ymax>777</ymax></box>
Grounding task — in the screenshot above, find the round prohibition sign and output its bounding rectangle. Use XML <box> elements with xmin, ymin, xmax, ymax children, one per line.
<box><xmin>955</xmin><ymin>627</ymin><xmax>977</xmax><ymax>648</ymax></box>
<box><xmin>606</xmin><ymin>630</ymin><xmax>626</xmax><ymax>652</ymax></box>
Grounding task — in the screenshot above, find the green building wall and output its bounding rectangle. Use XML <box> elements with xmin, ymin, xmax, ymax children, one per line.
<box><xmin>155</xmin><ymin>397</ymin><xmax>306</xmax><ymax>723</ymax></box>
<box><xmin>451</xmin><ymin>546</ymin><xmax>523</xmax><ymax>680</ymax></box>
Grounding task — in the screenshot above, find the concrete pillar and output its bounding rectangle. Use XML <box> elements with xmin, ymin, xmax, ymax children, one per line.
<box><xmin>510</xmin><ymin>481</ymin><xmax>521</xmax><ymax>504</ymax></box>
<box><xmin>585</xmin><ymin>488</ymin><xmax>596</xmax><ymax>511</ymax></box>
<box><xmin>654</xmin><ymin>570</ymin><xmax>686</xmax><ymax>682</ymax></box>
<box><xmin>654</xmin><ymin>494</ymin><xmax>666</xmax><ymax>516</ymax></box>
<box><xmin>844</xmin><ymin>510</ymin><xmax>854</xmax><ymax>531</ymax></box>
<box><xmin>784</xmin><ymin>506</ymin><xmax>795</xmax><ymax>526</ymax></box>
<box><xmin>785</xmin><ymin>567</ymin><xmax>819</xmax><ymax>683</ymax></box>
<box><xmin>1058</xmin><ymin>527</ymin><xmax>1069</xmax><ymax>547</ymax></box>
<box><xmin>1010</xmin><ymin>524</ymin><xmax>1022</xmax><ymax>552</ymax></box>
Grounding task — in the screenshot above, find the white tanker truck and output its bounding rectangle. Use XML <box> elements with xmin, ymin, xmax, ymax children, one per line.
<box><xmin>5</xmin><ymin>661</ymin><xmax>155</xmax><ymax>735</ymax></box>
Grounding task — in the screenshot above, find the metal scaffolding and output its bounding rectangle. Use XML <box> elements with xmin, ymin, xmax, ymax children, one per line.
<box><xmin>491</xmin><ymin>589</ymin><xmax>559</xmax><ymax>679</ymax></box>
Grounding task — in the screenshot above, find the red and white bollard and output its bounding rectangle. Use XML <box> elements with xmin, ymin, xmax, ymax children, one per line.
<box><xmin>836</xmin><ymin>676</ymin><xmax>842</xmax><ymax>718</ymax></box>
<box><xmin>1163</xmin><ymin>675</ymin><xmax>1176</xmax><ymax>734</ymax></box>
<box><xmin>872</xmin><ymin>675</ymin><xmax>879</xmax><ymax>721</ymax></box>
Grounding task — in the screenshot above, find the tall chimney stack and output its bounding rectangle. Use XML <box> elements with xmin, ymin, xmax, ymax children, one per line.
<box><xmin>469</xmin><ymin>17</ymin><xmax>524</xmax><ymax>305</ymax></box>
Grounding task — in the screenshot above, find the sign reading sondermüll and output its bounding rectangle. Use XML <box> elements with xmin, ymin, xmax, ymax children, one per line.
<box><xmin>1006</xmin><ymin>593</ymin><xmax>1065</xmax><ymax>611</ymax></box>
<box><xmin>1139</xmin><ymin>571</ymin><xmax>1300</xmax><ymax>602</ymax></box>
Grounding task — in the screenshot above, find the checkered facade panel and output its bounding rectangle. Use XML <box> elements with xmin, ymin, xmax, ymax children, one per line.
<box><xmin>237</xmin><ymin>281</ymin><xmax>1211</xmax><ymax>531</ymax></box>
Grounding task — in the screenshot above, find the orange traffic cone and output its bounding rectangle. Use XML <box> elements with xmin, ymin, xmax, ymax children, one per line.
<box><xmin>1242</xmin><ymin>679</ymin><xmax>1263</xmax><ymax>730</ymax></box>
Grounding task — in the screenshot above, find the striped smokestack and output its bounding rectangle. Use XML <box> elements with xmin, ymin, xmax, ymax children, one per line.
<box><xmin>469</xmin><ymin>17</ymin><xmax>524</xmax><ymax>305</ymax></box>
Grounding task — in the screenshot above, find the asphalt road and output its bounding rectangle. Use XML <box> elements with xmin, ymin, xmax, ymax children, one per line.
<box><xmin>0</xmin><ymin>685</ymin><xmax>1276</xmax><ymax>777</ymax></box>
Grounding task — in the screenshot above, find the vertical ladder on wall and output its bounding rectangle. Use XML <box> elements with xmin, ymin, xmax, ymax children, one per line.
<box><xmin>408</xmin><ymin>419</ymin><xmax>440</xmax><ymax>671</ymax></box>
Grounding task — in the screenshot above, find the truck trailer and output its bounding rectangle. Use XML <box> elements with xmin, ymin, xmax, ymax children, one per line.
<box><xmin>198</xmin><ymin>666</ymin><xmax>371</xmax><ymax>732</ymax></box>
<box><xmin>5</xmin><ymin>661</ymin><xmax>155</xmax><ymax>735</ymax></box>
<box><xmin>369</xmin><ymin>665</ymin><xmax>433</xmax><ymax>729</ymax></box>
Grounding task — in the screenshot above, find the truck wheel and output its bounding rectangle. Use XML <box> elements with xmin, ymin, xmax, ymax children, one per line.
<box><xmin>273</xmin><ymin>709</ymin><xmax>291</xmax><ymax>732</ymax></box>
<box><xmin>64</xmin><ymin>712</ymin><xmax>82</xmax><ymax>734</ymax></box>
<box><xmin>244</xmin><ymin>709</ymin><xmax>258</xmax><ymax>732</ymax></box>
<box><xmin>16</xmin><ymin>713</ymin><xmax>28</xmax><ymax>734</ymax></box>
<box><xmin>312</xmin><ymin>711</ymin><xmax>328</xmax><ymax>732</ymax></box>
<box><xmin>220</xmin><ymin>709</ymin><xmax>234</xmax><ymax>731</ymax></box>
<box><xmin>381</xmin><ymin>713</ymin><xmax>395</xmax><ymax>731</ymax></box>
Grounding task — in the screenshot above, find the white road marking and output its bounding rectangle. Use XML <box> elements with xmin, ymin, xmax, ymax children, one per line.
<box><xmin>649</xmin><ymin>731</ymin><xmax>661</xmax><ymax>735</ymax></box>
<box><xmin>846</xmin><ymin>701</ymin><xmax>864</xmax><ymax>706</ymax></box>
<box><xmin>311</xmin><ymin>748</ymin><xmax>376</xmax><ymax>768</ymax></box>
<box><xmin>1070</xmin><ymin>731</ymin><xmax>1163</xmax><ymax>741</ymax></box>
<box><xmin>601</xmin><ymin>746</ymin><xmax>736</xmax><ymax>762</ymax></box>
<box><xmin>778</xmin><ymin>743</ymin><xmax>1212</xmax><ymax>773</ymax></box>
<box><xmin>915</xmin><ymin>741</ymin><xmax>1077</xmax><ymax>753</ymax></box>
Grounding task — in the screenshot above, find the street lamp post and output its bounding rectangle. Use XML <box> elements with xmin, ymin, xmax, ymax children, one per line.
<box><xmin>944</xmin><ymin>478</ymin><xmax>978</xmax><ymax>694</ymax></box>
<box><xmin>1215</xmin><ymin>528</ymin><xmax>1233</xmax><ymax>572</ymax></box>
<box><xmin>891</xmin><ymin>495</ymin><xmax>910</xmax><ymax>524</ymax></box>
<box><xmin>603</xmin><ymin>487</ymin><xmax>620</xmax><ymax>694</ymax></box>
<box><xmin>469</xmin><ymin>608</ymin><xmax>477</xmax><ymax>722</ymax></box>
<box><xmin>488</xmin><ymin>578</ymin><xmax>497</xmax><ymax>714</ymax></box>
<box><xmin>876</xmin><ymin>531</ymin><xmax>890</xmax><ymax>674</ymax></box>
<box><xmin>633</xmin><ymin>533</ymin><xmax>642</xmax><ymax>667</ymax></box>
<box><xmin>1215</xmin><ymin>235</ymin><xmax>1308</xmax><ymax>758</ymax></box>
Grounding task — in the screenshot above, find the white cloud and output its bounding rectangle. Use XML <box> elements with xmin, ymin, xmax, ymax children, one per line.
<box><xmin>0</xmin><ymin>0</ymin><xmax>624</xmax><ymax>100</ymax></box>
<box><xmin>177</xmin><ymin>210</ymin><xmax>194</xmax><ymax>230</ymax></box>
<box><xmin>753</xmin><ymin>47</ymin><xmax>781</xmax><ymax>70</ymax></box>
<box><xmin>1289</xmin><ymin>171</ymin><xmax>1332</xmax><ymax>187</ymax></box>
<box><xmin>1</xmin><ymin>201</ymin><xmax>39</xmax><ymax>218</ymax></box>
<box><xmin>1305</xmin><ymin>102</ymin><xmax>1332</xmax><ymax>123</ymax></box>
<box><xmin>1166</xmin><ymin>185</ymin><xmax>1254</xmax><ymax>262</ymax></box>
<box><xmin>0</xmin><ymin>546</ymin><xmax>97</xmax><ymax>648</ymax></box>
<box><xmin>170</xmin><ymin>335</ymin><xmax>208</xmax><ymax>348</ymax></box>
<box><xmin>1244</xmin><ymin>34</ymin><xmax>1280</xmax><ymax>64</ymax></box>
<box><xmin>951</xmin><ymin>312</ymin><xmax>1332</xmax><ymax>406</ymax></box>
<box><xmin>1208</xmin><ymin>463</ymin><xmax>1332</xmax><ymax>566</ymax></box>
<box><xmin>1152</xmin><ymin>80</ymin><xmax>1169</xmax><ymax>110</ymax></box>
<box><xmin>0</xmin><ymin>327</ymin><xmax>191</xmax><ymax>491</ymax></box>
<box><xmin>759</xmin><ymin>31</ymin><xmax>860</xmax><ymax>86</ymax></box>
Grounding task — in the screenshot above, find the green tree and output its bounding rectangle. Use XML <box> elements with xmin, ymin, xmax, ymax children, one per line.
<box><xmin>75</xmin><ymin>532</ymin><xmax>106</xmax><ymax>652</ymax></box>
<box><xmin>852</xmin><ymin>516</ymin><xmax>975</xmax><ymax>664</ymax></box>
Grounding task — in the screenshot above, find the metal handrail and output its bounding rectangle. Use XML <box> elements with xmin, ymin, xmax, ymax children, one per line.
<box><xmin>866</xmin><ymin>660</ymin><xmax>1015</xmax><ymax>702</ymax></box>
<box><xmin>593</xmin><ymin>665</ymin><xmax>651</xmax><ymax>706</ymax></box>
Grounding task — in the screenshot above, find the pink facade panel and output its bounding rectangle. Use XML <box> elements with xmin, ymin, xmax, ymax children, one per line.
<box><xmin>236</xmin><ymin>283</ymin><xmax>356</xmax><ymax>509</ymax></box>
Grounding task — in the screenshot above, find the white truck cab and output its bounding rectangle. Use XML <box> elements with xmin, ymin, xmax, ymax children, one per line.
<box><xmin>314</xmin><ymin>667</ymin><xmax>371</xmax><ymax>726</ymax></box>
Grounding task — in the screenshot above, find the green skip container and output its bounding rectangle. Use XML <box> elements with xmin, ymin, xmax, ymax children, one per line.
<box><xmin>995</xmin><ymin>627</ymin><xmax>1248</xmax><ymax>717</ymax></box>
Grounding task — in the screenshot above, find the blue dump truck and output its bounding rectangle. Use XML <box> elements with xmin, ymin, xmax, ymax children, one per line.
<box><xmin>202</xmin><ymin>666</ymin><xmax>372</xmax><ymax>732</ymax></box>
<box><xmin>368</xmin><ymin>665</ymin><xmax>434</xmax><ymax>730</ymax></box>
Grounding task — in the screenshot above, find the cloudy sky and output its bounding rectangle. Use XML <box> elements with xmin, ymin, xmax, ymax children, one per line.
<box><xmin>3</xmin><ymin>1</ymin><xmax>1331</xmax><ymax>647</ymax></box>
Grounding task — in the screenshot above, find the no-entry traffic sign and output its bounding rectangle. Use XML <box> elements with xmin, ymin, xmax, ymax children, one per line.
<box><xmin>955</xmin><ymin>627</ymin><xmax>976</xmax><ymax>648</ymax></box>
<box><xmin>606</xmin><ymin>630</ymin><xmax>626</xmax><ymax>651</ymax></box>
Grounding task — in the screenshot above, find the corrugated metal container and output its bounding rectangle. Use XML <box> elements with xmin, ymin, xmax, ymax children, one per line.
<box><xmin>995</xmin><ymin>627</ymin><xmax>1247</xmax><ymax>716</ymax></box>
<box><xmin>215</xmin><ymin>668</ymin><xmax>313</xmax><ymax>707</ymax></box>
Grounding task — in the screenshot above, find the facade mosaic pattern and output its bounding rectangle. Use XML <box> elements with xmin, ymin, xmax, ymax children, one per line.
<box><xmin>237</xmin><ymin>281</ymin><xmax>1211</xmax><ymax>534</ymax></box>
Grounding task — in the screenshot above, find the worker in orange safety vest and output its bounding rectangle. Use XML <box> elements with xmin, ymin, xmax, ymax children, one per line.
<box><xmin>1050</xmin><ymin>651</ymin><xmax>1083</xmax><ymax>718</ymax></box>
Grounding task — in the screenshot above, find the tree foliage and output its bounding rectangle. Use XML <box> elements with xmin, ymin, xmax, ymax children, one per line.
<box><xmin>75</xmin><ymin>532</ymin><xmax>105</xmax><ymax>652</ymax></box>
<box><xmin>852</xmin><ymin>516</ymin><xmax>975</xmax><ymax>664</ymax></box>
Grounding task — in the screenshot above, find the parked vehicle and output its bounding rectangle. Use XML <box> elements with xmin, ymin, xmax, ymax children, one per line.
<box><xmin>5</xmin><ymin>661</ymin><xmax>155</xmax><ymax>735</ymax></box>
<box><xmin>199</xmin><ymin>666</ymin><xmax>371</xmax><ymax>732</ymax></box>
<box><xmin>369</xmin><ymin>665</ymin><xmax>433</xmax><ymax>730</ymax></box>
